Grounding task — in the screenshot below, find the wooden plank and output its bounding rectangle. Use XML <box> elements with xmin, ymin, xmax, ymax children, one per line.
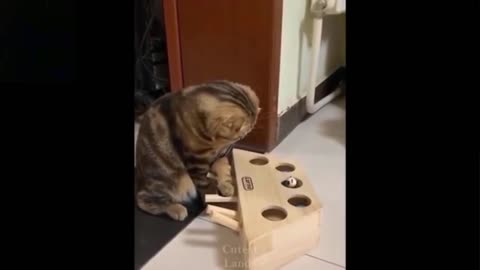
<box><xmin>205</xmin><ymin>204</ymin><xmax>238</xmax><ymax>220</ymax></box>
<box><xmin>176</xmin><ymin>0</ymin><xmax>283</xmax><ymax>152</ymax></box>
<box><xmin>163</xmin><ymin>0</ymin><xmax>183</xmax><ymax>91</ymax></box>
<box><xmin>206</xmin><ymin>210</ymin><xmax>240</xmax><ymax>232</ymax></box>
<box><xmin>205</xmin><ymin>194</ymin><xmax>237</xmax><ymax>203</ymax></box>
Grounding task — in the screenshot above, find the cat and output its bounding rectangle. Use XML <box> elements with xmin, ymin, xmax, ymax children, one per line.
<box><xmin>135</xmin><ymin>80</ymin><xmax>260</xmax><ymax>220</ymax></box>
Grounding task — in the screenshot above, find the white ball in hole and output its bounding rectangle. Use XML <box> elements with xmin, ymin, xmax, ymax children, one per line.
<box><xmin>286</xmin><ymin>176</ymin><xmax>297</xmax><ymax>187</ymax></box>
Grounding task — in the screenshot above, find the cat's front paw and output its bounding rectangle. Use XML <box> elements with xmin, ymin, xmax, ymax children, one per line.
<box><xmin>166</xmin><ymin>203</ymin><xmax>188</xmax><ymax>221</ymax></box>
<box><xmin>218</xmin><ymin>182</ymin><xmax>235</xmax><ymax>197</ymax></box>
<box><xmin>193</xmin><ymin>176</ymin><xmax>211</xmax><ymax>188</ymax></box>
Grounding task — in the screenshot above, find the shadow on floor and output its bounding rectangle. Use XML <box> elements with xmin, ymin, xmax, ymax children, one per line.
<box><xmin>318</xmin><ymin>96</ymin><xmax>345</xmax><ymax>146</ymax></box>
<box><xmin>134</xmin><ymin>194</ymin><xmax>205</xmax><ymax>270</ymax></box>
<box><xmin>319</xmin><ymin>119</ymin><xmax>345</xmax><ymax>146</ymax></box>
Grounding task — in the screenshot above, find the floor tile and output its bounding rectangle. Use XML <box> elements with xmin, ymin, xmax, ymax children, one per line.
<box><xmin>136</xmin><ymin>96</ymin><xmax>346</xmax><ymax>268</ymax></box>
<box><xmin>142</xmin><ymin>218</ymin><xmax>344</xmax><ymax>270</ymax></box>
<box><xmin>272</xmin><ymin>96</ymin><xmax>346</xmax><ymax>266</ymax></box>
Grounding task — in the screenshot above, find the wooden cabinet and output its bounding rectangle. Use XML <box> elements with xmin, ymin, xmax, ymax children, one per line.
<box><xmin>163</xmin><ymin>0</ymin><xmax>283</xmax><ymax>153</ymax></box>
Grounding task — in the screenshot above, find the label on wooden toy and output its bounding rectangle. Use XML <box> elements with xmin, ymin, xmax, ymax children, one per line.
<box><xmin>241</xmin><ymin>176</ymin><xmax>254</xmax><ymax>191</ymax></box>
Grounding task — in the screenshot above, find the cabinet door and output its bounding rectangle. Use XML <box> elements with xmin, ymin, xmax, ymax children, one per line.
<box><xmin>164</xmin><ymin>0</ymin><xmax>282</xmax><ymax>152</ymax></box>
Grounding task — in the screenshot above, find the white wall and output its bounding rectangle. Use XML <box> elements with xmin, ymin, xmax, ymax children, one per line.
<box><xmin>278</xmin><ymin>0</ymin><xmax>346</xmax><ymax>114</ymax></box>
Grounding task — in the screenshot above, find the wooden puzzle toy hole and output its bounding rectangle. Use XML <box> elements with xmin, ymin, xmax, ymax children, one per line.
<box><xmin>288</xmin><ymin>195</ymin><xmax>312</xmax><ymax>208</ymax></box>
<box><xmin>206</xmin><ymin>148</ymin><xmax>323</xmax><ymax>269</ymax></box>
<box><xmin>261</xmin><ymin>206</ymin><xmax>287</xmax><ymax>221</ymax></box>
<box><xmin>275</xmin><ymin>163</ymin><xmax>296</xmax><ymax>172</ymax></box>
<box><xmin>281</xmin><ymin>176</ymin><xmax>303</xmax><ymax>188</ymax></box>
<box><xmin>249</xmin><ymin>157</ymin><xmax>269</xmax><ymax>165</ymax></box>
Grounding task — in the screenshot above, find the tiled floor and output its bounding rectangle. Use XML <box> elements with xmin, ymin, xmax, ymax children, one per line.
<box><xmin>137</xmin><ymin>95</ymin><xmax>345</xmax><ymax>269</ymax></box>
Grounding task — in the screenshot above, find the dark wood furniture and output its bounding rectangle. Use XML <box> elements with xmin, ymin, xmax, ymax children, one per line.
<box><xmin>163</xmin><ymin>0</ymin><xmax>283</xmax><ymax>153</ymax></box>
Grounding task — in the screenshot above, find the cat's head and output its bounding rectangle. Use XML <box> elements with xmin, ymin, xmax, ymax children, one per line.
<box><xmin>198</xmin><ymin>81</ymin><xmax>261</xmax><ymax>145</ymax></box>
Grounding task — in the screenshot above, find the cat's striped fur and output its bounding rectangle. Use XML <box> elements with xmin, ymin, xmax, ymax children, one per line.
<box><xmin>135</xmin><ymin>80</ymin><xmax>260</xmax><ymax>220</ymax></box>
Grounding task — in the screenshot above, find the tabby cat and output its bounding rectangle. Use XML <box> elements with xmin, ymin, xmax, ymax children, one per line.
<box><xmin>135</xmin><ymin>80</ymin><xmax>260</xmax><ymax>220</ymax></box>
